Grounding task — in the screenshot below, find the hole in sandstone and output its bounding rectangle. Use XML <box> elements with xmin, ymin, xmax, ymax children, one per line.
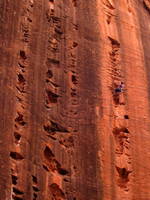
<box><xmin>20</xmin><ymin>50</ymin><xmax>27</xmax><ymax>59</ymax></box>
<box><xmin>17</xmin><ymin>74</ymin><xmax>25</xmax><ymax>84</ymax></box>
<box><xmin>58</xmin><ymin>168</ymin><xmax>69</xmax><ymax>176</ymax></box>
<box><xmin>108</xmin><ymin>36</ymin><xmax>120</xmax><ymax>47</ymax></box>
<box><xmin>63</xmin><ymin>178</ymin><xmax>69</xmax><ymax>182</ymax></box>
<box><xmin>143</xmin><ymin>0</ymin><xmax>150</xmax><ymax>13</ymax></box>
<box><xmin>10</xmin><ymin>152</ymin><xmax>24</xmax><ymax>160</ymax></box>
<box><xmin>55</xmin><ymin>27</ymin><xmax>63</xmax><ymax>35</ymax></box>
<box><xmin>116</xmin><ymin>167</ymin><xmax>131</xmax><ymax>180</ymax></box>
<box><xmin>32</xmin><ymin>175</ymin><xmax>37</xmax><ymax>184</ymax></box>
<box><xmin>49</xmin><ymin>0</ymin><xmax>54</xmax><ymax>2</ymax></box>
<box><xmin>32</xmin><ymin>186</ymin><xmax>40</xmax><ymax>192</ymax></box>
<box><xmin>18</xmin><ymin>62</ymin><xmax>25</xmax><ymax>68</ymax></box>
<box><xmin>44</xmin><ymin>146</ymin><xmax>63</xmax><ymax>172</ymax></box>
<box><xmin>72</xmin><ymin>75</ymin><xmax>78</xmax><ymax>84</ymax></box>
<box><xmin>72</xmin><ymin>42</ymin><xmax>78</xmax><ymax>48</ymax></box>
<box><xmin>49</xmin><ymin>183</ymin><xmax>65</xmax><ymax>199</ymax></box>
<box><xmin>72</xmin><ymin>0</ymin><xmax>77</xmax><ymax>7</ymax></box>
<box><xmin>44</xmin><ymin>121</ymin><xmax>69</xmax><ymax>133</ymax></box>
<box><xmin>12</xmin><ymin>196</ymin><xmax>23</xmax><ymax>200</ymax></box>
<box><xmin>33</xmin><ymin>193</ymin><xmax>37</xmax><ymax>200</ymax></box>
<box><xmin>46</xmin><ymin>90</ymin><xmax>60</xmax><ymax>104</ymax></box>
<box><xmin>46</xmin><ymin>58</ymin><xmax>60</xmax><ymax>65</ymax></box>
<box><xmin>13</xmin><ymin>187</ymin><xmax>24</xmax><ymax>195</ymax></box>
<box><xmin>124</xmin><ymin>128</ymin><xmax>129</xmax><ymax>133</ymax></box>
<box><xmin>124</xmin><ymin>115</ymin><xmax>129</xmax><ymax>119</ymax></box>
<box><xmin>113</xmin><ymin>127</ymin><xmax>129</xmax><ymax>135</ymax></box>
<box><xmin>15</xmin><ymin>113</ymin><xmax>26</xmax><ymax>126</ymax></box>
<box><xmin>43</xmin><ymin>165</ymin><xmax>49</xmax><ymax>171</ymax></box>
<box><xmin>14</xmin><ymin>132</ymin><xmax>21</xmax><ymax>142</ymax></box>
<box><xmin>46</xmin><ymin>70</ymin><xmax>53</xmax><ymax>79</ymax></box>
<box><xmin>44</xmin><ymin>146</ymin><xmax>54</xmax><ymax>160</ymax></box>
<box><xmin>27</xmin><ymin>17</ymin><xmax>32</xmax><ymax>22</ymax></box>
<box><xmin>12</xmin><ymin>175</ymin><xmax>18</xmax><ymax>185</ymax></box>
<box><xmin>71</xmin><ymin>91</ymin><xmax>76</xmax><ymax>97</ymax></box>
<box><xmin>106</xmin><ymin>15</ymin><xmax>111</xmax><ymax>24</ymax></box>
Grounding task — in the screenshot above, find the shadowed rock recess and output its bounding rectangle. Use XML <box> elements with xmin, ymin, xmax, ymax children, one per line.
<box><xmin>1</xmin><ymin>0</ymin><xmax>150</xmax><ymax>200</ymax></box>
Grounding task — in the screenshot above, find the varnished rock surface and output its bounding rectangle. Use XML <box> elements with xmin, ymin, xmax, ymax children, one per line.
<box><xmin>0</xmin><ymin>0</ymin><xmax>150</xmax><ymax>200</ymax></box>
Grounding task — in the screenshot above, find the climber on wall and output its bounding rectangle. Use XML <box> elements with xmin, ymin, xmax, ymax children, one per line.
<box><xmin>114</xmin><ymin>82</ymin><xmax>124</xmax><ymax>94</ymax></box>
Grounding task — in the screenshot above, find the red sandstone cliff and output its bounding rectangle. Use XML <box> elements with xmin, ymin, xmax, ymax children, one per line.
<box><xmin>1</xmin><ymin>0</ymin><xmax>150</xmax><ymax>200</ymax></box>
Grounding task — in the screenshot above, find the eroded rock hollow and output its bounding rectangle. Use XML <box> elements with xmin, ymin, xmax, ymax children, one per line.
<box><xmin>1</xmin><ymin>0</ymin><xmax>150</xmax><ymax>199</ymax></box>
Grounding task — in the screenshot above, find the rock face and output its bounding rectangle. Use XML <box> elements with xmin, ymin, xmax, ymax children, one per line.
<box><xmin>1</xmin><ymin>0</ymin><xmax>150</xmax><ymax>199</ymax></box>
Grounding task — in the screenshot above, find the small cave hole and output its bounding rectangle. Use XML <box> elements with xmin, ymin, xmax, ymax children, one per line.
<box><xmin>27</xmin><ymin>17</ymin><xmax>32</xmax><ymax>22</ymax></box>
<box><xmin>121</xmin><ymin>168</ymin><xmax>128</xmax><ymax>178</ymax></box>
<box><xmin>12</xmin><ymin>196</ymin><xmax>23</xmax><ymax>200</ymax></box>
<box><xmin>106</xmin><ymin>15</ymin><xmax>111</xmax><ymax>24</ymax></box>
<box><xmin>32</xmin><ymin>175</ymin><xmax>37</xmax><ymax>184</ymax></box>
<box><xmin>46</xmin><ymin>58</ymin><xmax>60</xmax><ymax>65</ymax></box>
<box><xmin>10</xmin><ymin>152</ymin><xmax>24</xmax><ymax>160</ymax></box>
<box><xmin>123</xmin><ymin>128</ymin><xmax>129</xmax><ymax>133</ymax></box>
<box><xmin>58</xmin><ymin>168</ymin><xmax>69</xmax><ymax>176</ymax></box>
<box><xmin>124</xmin><ymin>115</ymin><xmax>129</xmax><ymax>119</ymax></box>
<box><xmin>20</xmin><ymin>50</ymin><xmax>27</xmax><ymax>59</ymax></box>
<box><xmin>72</xmin><ymin>0</ymin><xmax>77</xmax><ymax>7</ymax></box>
<box><xmin>44</xmin><ymin>121</ymin><xmax>69</xmax><ymax>133</ymax></box>
<box><xmin>14</xmin><ymin>132</ymin><xmax>21</xmax><ymax>142</ymax></box>
<box><xmin>32</xmin><ymin>186</ymin><xmax>40</xmax><ymax>192</ymax></box>
<box><xmin>72</xmin><ymin>42</ymin><xmax>78</xmax><ymax>48</ymax></box>
<box><xmin>43</xmin><ymin>124</ymin><xmax>52</xmax><ymax>133</ymax></box>
<box><xmin>108</xmin><ymin>36</ymin><xmax>120</xmax><ymax>47</ymax></box>
<box><xmin>72</xmin><ymin>75</ymin><xmax>78</xmax><ymax>84</ymax></box>
<box><xmin>49</xmin><ymin>0</ymin><xmax>54</xmax><ymax>2</ymax></box>
<box><xmin>143</xmin><ymin>0</ymin><xmax>150</xmax><ymax>13</ymax></box>
<box><xmin>55</xmin><ymin>27</ymin><xmax>63</xmax><ymax>35</ymax></box>
<box><xmin>43</xmin><ymin>165</ymin><xmax>49</xmax><ymax>172</ymax></box>
<box><xmin>33</xmin><ymin>193</ymin><xmax>37</xmax><ymax>200</ymax></box>
<box><xmin>116</xmin><ymin>167</ymin><xmax>131</xmax><ymax>180</ymax></box>
<box><xmin>46</xmin><ymin>90</ymin><xmax>60</xmax><ymax>104</ymax></box>
<box><xmin>63</xmin><ymin>178</ymin><xmax>69</xmax><ymax>182</ymax></box>
<box><xmin>12</xmin><ymin>175</ymin><xmax>18</xmax><ymax>185</ymax></box>
<box><xmin>17</xmin><ymin>74</ymin><xmax>25</xmax><ymax>84</ymax></box>
<box><xmin>18</xmin><ymin>62</ymin><xmax>25</xmax><ymax>68</ymax></box>
<box><xmin>15</xmin><ymin>113</ymin><xmax>26</xmax><ymax>126</ymax></box>
<box><xmin>113</xmin><ymin>127</ymin><xmax>129</xmax><ymax>135</ymax></box>
<box><xmin>46</xmin><ymin>70</ymin><xmax>53</xmax><ymax>79</ymax></box>
<box><xmin>44</xmin><ymin>146</ymin><xmax>54</xmax><ymax>160</ymax></box>
<box><xmin>50</xmin><ymin>121</ymin><xmax>69</xmax><ymax>133</ymax></box>
<box><xmin>13</xmin><ymin>187</ymin><xmax>24</xmax><ymax>195</ymax></box>
<box><xmin>71</xmin><ymin>91</ymin><xmax>76</xmax><ymax>97</ymax></box>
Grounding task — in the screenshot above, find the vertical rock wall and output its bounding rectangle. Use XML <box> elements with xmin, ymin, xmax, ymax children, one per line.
<box><xmin>98</xmin><ymin>0</ymin><xmax>150</xmax><ymax>199</ymax></box>
<box><xmin>1</xmin><ymin>0</ymin><xmax>150</xmax><ymax>200</ymax></box>
<box><xmin>0</xmin><ymin>0</ymin><xmax>101</xmax><ymax>200</ymax></box>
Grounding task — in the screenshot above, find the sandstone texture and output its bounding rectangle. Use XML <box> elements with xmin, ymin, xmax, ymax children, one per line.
<box><xmin>0</xmin><ymin>0</ymin><xmax>150</xmax><ymax>200</ymax></box>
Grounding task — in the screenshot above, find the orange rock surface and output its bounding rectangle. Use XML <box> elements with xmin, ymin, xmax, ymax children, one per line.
<box><xmin>0</xmin><ymin>0</ymin><xmax>150</xmax><ymax>199</ymax></box>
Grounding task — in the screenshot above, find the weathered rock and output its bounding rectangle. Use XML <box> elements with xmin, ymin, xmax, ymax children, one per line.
<box><xmin>1</xmin><ymin>0</ymin><xmax>150</xmax><ymax>200</ymax></box>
